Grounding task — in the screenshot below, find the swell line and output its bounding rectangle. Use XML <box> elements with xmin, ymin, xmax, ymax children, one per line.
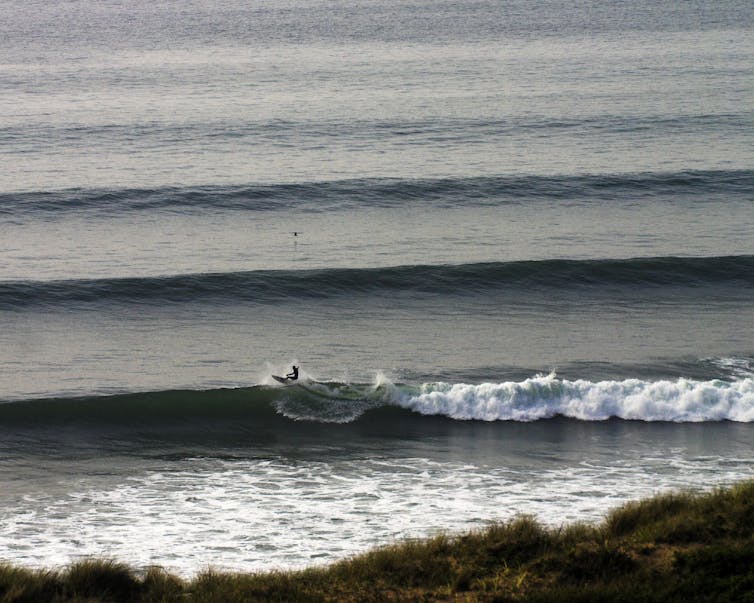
<box><xmin>1</xmin><ymin>169</ymin><xmax>750</xmax><ymax>215</ymax></box>
<box><xmin>1</xmin><ymin>255</ymin><xmax>753</xmax><ymax>310</ymax></box>
<box><xmin>2</xmin><ymin>113</ymin><xmax>749</xmax><ymax>153</ymax></box>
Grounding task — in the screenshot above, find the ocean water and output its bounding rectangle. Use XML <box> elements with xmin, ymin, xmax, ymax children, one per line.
<box><xmin>1</xmin><ymin>0</ymin><xmax>753</xmax><ymax>575</ymax></box>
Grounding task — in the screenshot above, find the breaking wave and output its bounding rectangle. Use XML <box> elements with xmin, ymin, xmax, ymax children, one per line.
<box><xmin>1</xmin><ymin>371</ymin><xmax>753</xmax><ymax>431</ymax></box>
<box><xmin>400</xmin><ymin>373</ymin><xmax>754</xmax><ymax>423</ymax></box>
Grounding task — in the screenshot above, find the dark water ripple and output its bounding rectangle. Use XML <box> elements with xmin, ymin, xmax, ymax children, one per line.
<box><xmin>1</xmin><ymin>169</ymin><xmax>750</xmax><ymax>215</ymax></box>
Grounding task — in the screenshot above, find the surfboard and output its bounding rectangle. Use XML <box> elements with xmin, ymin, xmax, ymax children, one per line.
<box><xmin>272</xmin><ymin>375</ymin><xmax>291</xmax><ymax>384</ymax></box>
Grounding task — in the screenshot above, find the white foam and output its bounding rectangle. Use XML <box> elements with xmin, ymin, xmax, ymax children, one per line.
<box><xmin>1</xmin><ymin>453</ymin><xmax>752</xmax><ymax>577</ymax></box>
<box><xmin>707</xmin><ymin>356</ymin><xmax>754</xmax><ymax>378</ymax></box>
<box><xmin>399</xmin><ymin>373</ymin><xmax>754</xmax><ymax>422</ymax></box>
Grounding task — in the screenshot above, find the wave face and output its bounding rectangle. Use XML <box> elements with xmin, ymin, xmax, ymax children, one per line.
<box><xmin>2</xmin><ymin>373</ymin><xmax>753</xmax><ymax>432</ymax></box>
<box><xmin>1</xmin><ymin>169</ymin><xmax>750</xmax><ymax>216</ymax></box>
<box><xmin>3</xmin><ymin>255</ymin><xmax>753</xmax><ymax>310</ymax></box>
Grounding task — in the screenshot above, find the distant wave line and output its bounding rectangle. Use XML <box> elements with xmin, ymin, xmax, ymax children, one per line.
<box><xmin>1</xmin><ymin>169</ymin><xmax>750</xmax><ymax>215</ymax></box>
<box><xmin>1</xmin><ymin>255</ymin><xmax>753</xmax><ymax>310</ymax></box>
<box><xmin>1</xmin><ymin>112</ymin><xmax>749</xmax><ymax>151</ymax></box>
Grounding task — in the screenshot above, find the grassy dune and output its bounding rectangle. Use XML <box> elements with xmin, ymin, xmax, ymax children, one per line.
<box><xmin>2</xmin><ymin>480</ymin><xmax>754</xmax><ymax>602</ymax></box>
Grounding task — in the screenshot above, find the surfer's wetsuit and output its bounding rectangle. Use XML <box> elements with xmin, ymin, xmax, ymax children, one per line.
<box><xmin>286</xmin><ymin>366</ymin><xmax>299</xmax><ymax>380</ymax></box>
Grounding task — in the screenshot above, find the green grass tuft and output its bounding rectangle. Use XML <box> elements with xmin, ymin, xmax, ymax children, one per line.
<box><xmin>64</xmin><ymin>559</ymin><xmax>141</xmax><ymax>601</ymax></box>
<box><xmin>0</xmin><ymin>564</ymin><xmax>61</xmax><ymax>603</ymax></box>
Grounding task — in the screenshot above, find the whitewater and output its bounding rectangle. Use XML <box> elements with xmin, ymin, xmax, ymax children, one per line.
<box><xmin>401</xmin><ymin>374</ymin><xmax>754</xmax><ymax>423</ymax></box>
<box><xmin>1</xmin><ymin>0</ymin><xmax>753</xmax><ymax>578</ymax></box>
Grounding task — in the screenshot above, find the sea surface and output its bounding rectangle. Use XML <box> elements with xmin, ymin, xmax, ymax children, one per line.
<box><xmin>1</xmin><ymin>0</ymin><xmax>753</xmax><ymax>575</ymax></box>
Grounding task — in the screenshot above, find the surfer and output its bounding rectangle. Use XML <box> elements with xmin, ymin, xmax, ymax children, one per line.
<box><xmin>286</xmin><ymin>365</ymin><xmax>299</xmax><ymax>381</ymax></box>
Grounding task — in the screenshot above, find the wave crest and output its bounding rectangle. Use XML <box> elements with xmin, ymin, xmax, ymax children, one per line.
<box><xmin>400</xmin><ymin>374</ymin><xmax>754</xmax><ymax>422</ymax></box>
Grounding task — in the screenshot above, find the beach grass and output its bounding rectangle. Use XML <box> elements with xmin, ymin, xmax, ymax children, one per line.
<box><xmin>2</xmin><ymin>480</ymin><xmax>753</xmax><ymax>602</ymax></box>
